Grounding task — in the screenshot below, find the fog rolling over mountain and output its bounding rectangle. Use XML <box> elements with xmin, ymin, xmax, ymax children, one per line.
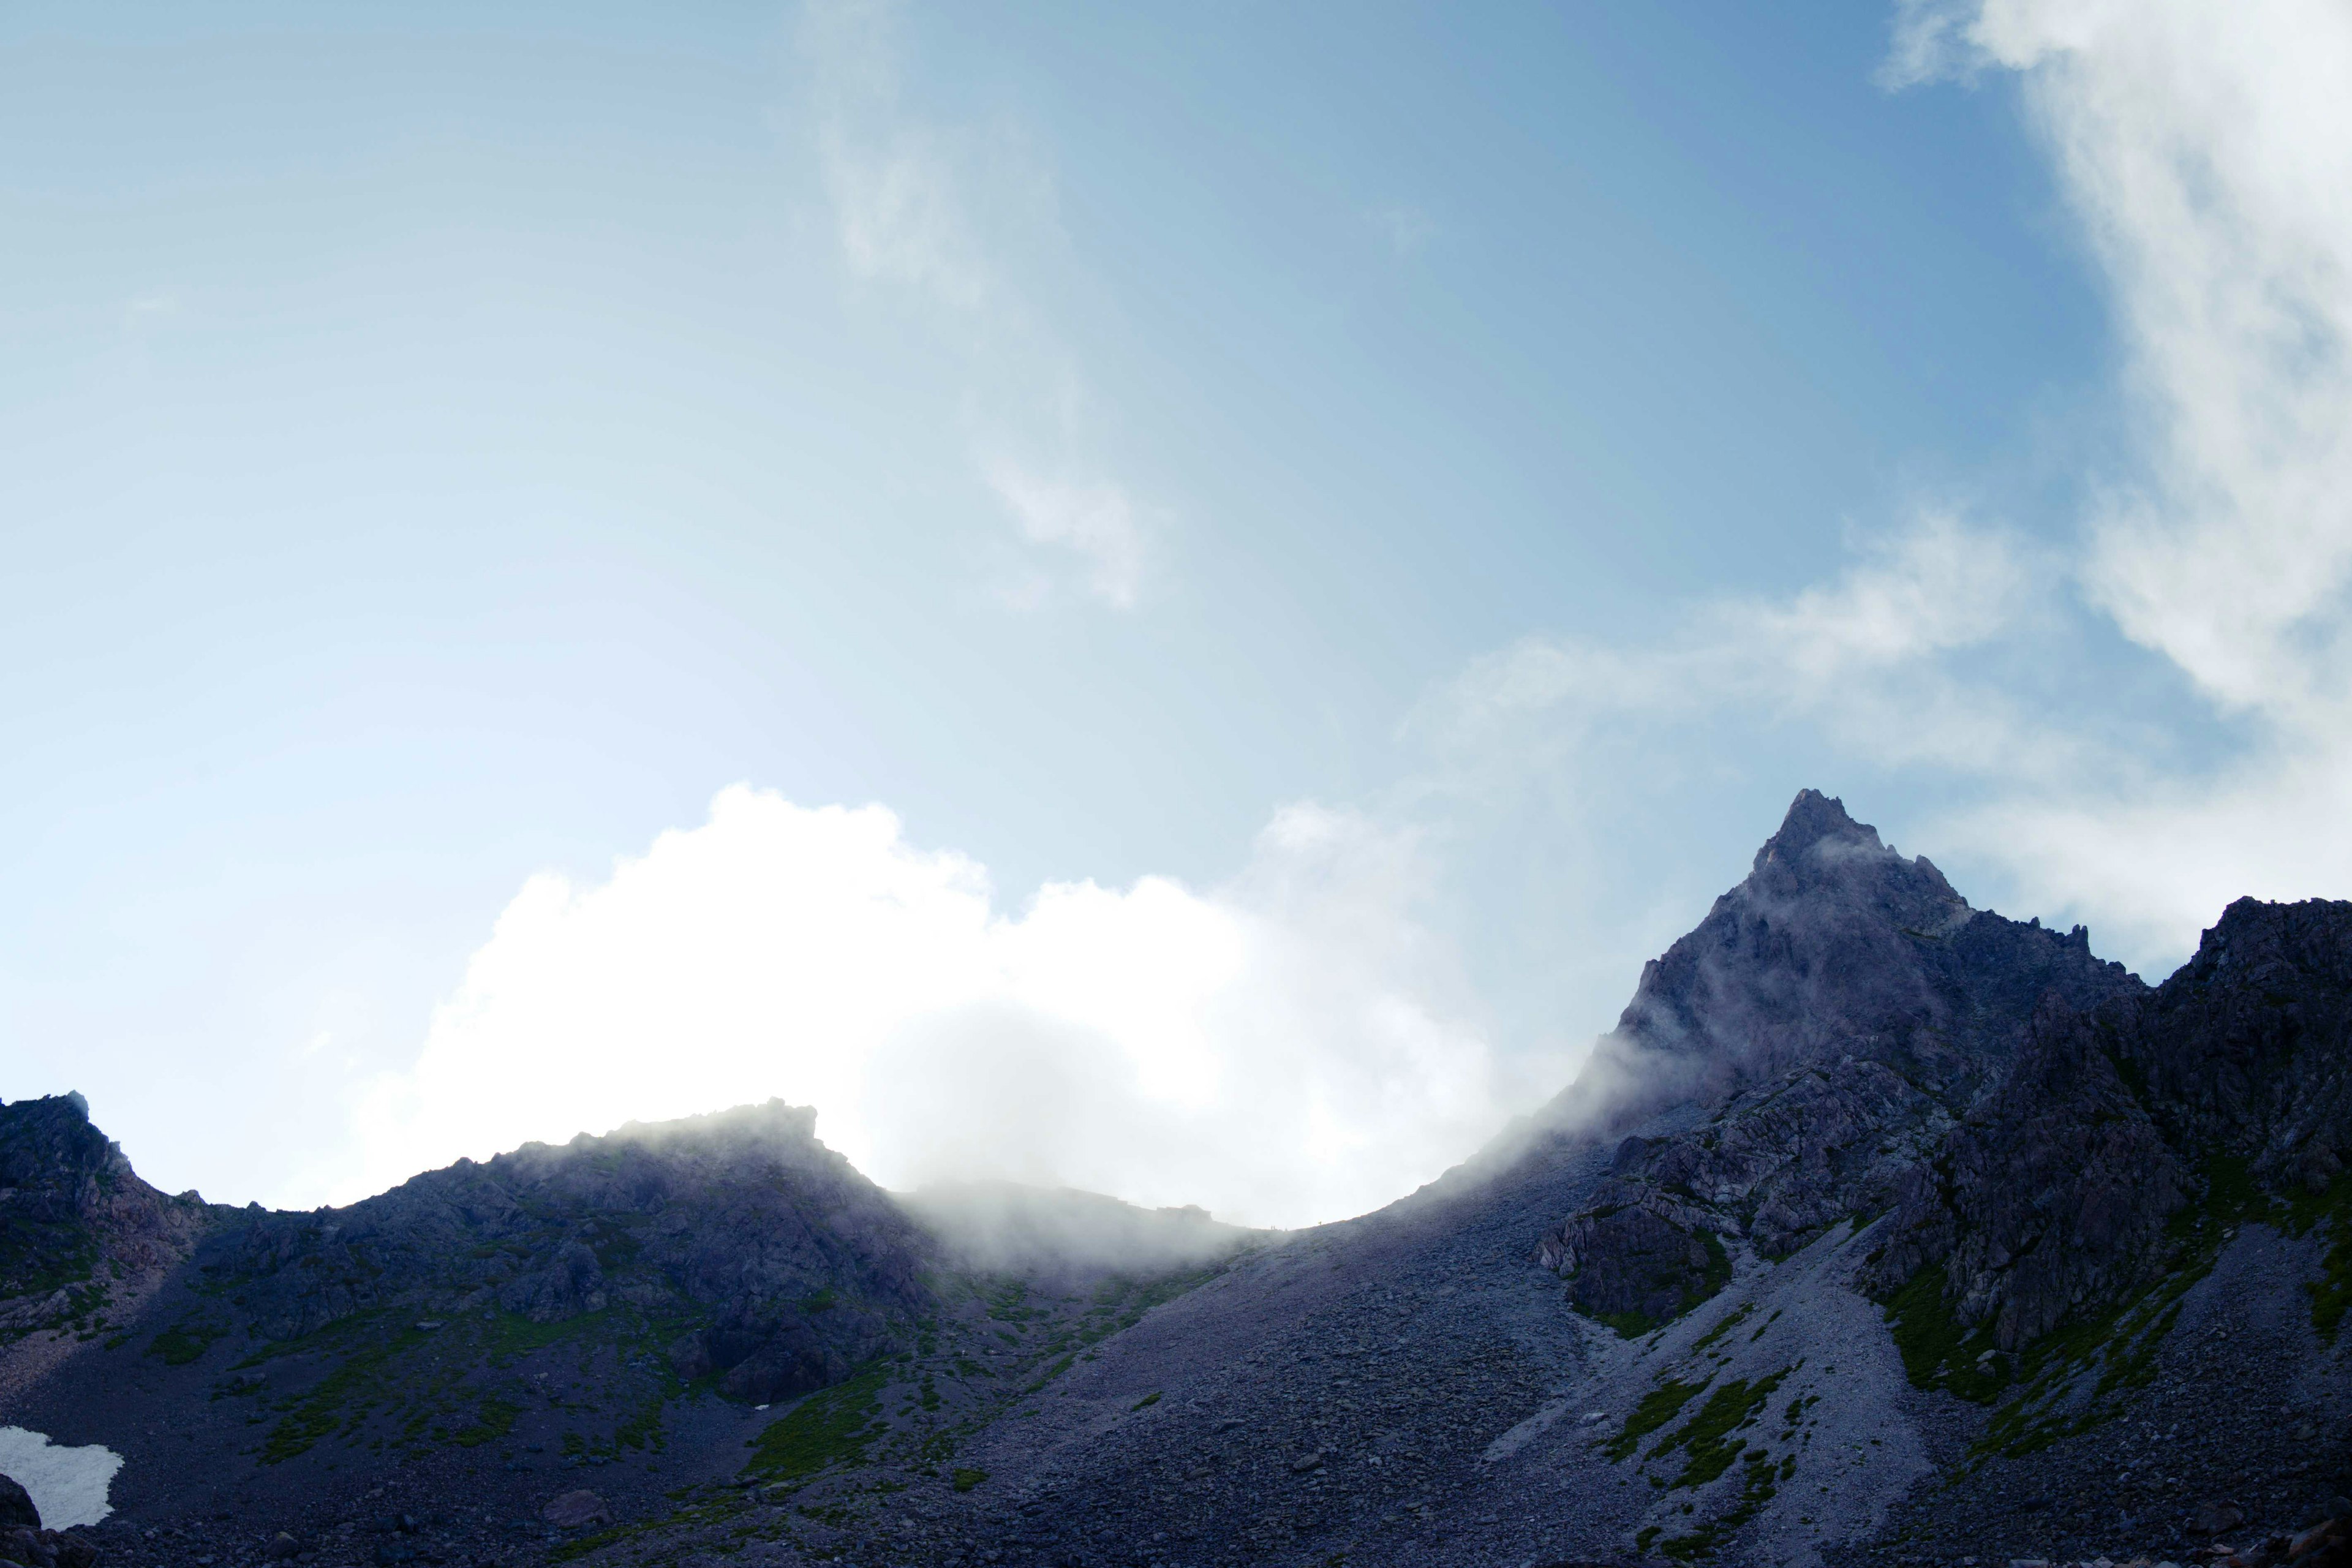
<box><xmin>6</xmin><ymin>792</ymin><xmax>2352</xmax><ymax>1568</ymax></box>
<box><xmin>894</xmin><ymin>1182</ymin><xmax>1276</xmax><ymax>1287</ymax></box>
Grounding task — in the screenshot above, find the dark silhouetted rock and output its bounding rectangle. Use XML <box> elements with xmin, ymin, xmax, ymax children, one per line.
<box><xmin>0</xmin><ymin>1475</ymin><xmax>34</xmax><ymax>1530</ymax></box>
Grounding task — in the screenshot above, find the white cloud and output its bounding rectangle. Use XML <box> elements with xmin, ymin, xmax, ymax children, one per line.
<box><xmin>1934</xmin><ymin>0</ymin><xmax>2352</xmax><ymax>723</ymax></box>
<box><xmin>1868</xmin><ymin>1</ymin><xmax>2352</xmax><ymax>960</ymax></box>
<box><xmin>350</xmin><ymin>786</ymin><xmax>1520</xmax><ymax>1230</ymax></box>
<box><xmin>349</xmin><ymin>0</ymin><xmax>2352</xmax><ymax>1225</ymax></box>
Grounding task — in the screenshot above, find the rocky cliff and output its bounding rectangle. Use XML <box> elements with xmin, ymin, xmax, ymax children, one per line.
<box><xmin>1864</xmin><ymin>894</ymin><xmax>2352</xmax><ymax>1373</ymax></box>
<box><xmin>1536</xmin><ymin>790</ymin><xmax>2142</xmax><ymax>1333</ymax></box>
<box><xmin>0</xmin><ymin>1094</ymin><xmax>211</xmax><ymax>1349</ymax></box>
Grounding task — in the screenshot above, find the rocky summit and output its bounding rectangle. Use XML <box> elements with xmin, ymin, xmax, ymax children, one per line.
<box><xmin>5</xmin><ymin>791</ymin><xmax>2352</xmax><ymax>1568</ymax></box>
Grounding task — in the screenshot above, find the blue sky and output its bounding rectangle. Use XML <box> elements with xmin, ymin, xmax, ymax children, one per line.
<box><xmin>7</xmin><ymin>2</ymin><xmax>2345</xmax><ymax>1224</ymax></box>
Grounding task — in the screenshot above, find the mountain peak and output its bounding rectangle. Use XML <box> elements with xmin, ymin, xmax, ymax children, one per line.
<box><xmin>1754</xmin><ymin>788</ymin><xmax>1881</xmax><ymax>873</ymax></box>
<box><xmin>1545</xmin><ymin>791</ymin><xmax>2139</xmax><ymax>1124</ymax></box>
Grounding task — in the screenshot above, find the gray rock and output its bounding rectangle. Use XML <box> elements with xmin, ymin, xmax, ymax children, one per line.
<box><xmin>538</xmin><ymin>1491</ymin><xmax>611</xmax><ymax>1530</ymax></box>
<box><xmin>0</xmin><ymin>1477</ymin><xmax>34</xmax><ymax>1531</ymax></box>
<box><xmin>2195</xmin><ymin>1499</ymin><xmax>2246</xmax><ymax>1535</ymax></box>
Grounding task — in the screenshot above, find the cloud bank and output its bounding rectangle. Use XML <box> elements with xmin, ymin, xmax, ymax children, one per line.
<box><xmin>350</xmin><ymin>786</ymin><xmax>1530</xmax><ymax>1230</ymax></box>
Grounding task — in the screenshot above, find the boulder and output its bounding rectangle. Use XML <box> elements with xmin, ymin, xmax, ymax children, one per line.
<box><xmin>2199</xmin><ymin>1500</ymin><xmax>2248</xmax><ymax>1536</ymax></box>
<box><xmin>0</xmin><ymin>1476</ymin><xmax>36</xmax><ymax>1530</ymax></box>
<box><xmin>540</xmin><ymin>1491</ymin><xmax>611</xmax><ymax>1530</ymax></box>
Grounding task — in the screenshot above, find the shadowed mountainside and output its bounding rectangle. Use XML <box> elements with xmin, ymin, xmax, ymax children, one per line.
<box><xmin>202</xmin><ymin>1099</ymin><xmax>932</xmax><ymax>1404</ymax></box>
<box><xmin>0</xmin><ymin>1093</ymin><xmax>1270</xmax><ymax>1551</ymax></box>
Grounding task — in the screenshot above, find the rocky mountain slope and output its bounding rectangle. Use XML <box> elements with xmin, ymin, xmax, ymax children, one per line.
<box><xmin>0</xmin><ymin>1095</ymin><xmax>1266</xmax><ymax>1550</ymax></box>
<box><xmin>1534</xmin><ymin>790</ymin><xmax>2140</xmax><ymax>1335</ymax></box>
<box><xmin>600</xmin><ymin>793</ymin><xmax>2343</xmax><ymax>1568</ymax></box>
<box><xmin>6</xmin><ymin>791</ymin><xmax>2352</xmax><ymax>1568</ymax></box>
<box><xmin>0</xmin><ymin>1092</ymin><xmax>210</xmax><ymax>1382</ymax></box>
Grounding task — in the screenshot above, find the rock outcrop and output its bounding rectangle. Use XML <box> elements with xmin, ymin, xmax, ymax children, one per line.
<box><xmin>0</xmin><ymin>1094</ymin><xmax>212</xmax><ymax>1346</ymax></box>
<box><xmin>1536</xmin><ymin>791</ymin><xmax>2141</xmax><ymax>1331</ymax></box>
<box><xmin>1866</xmin><ymin>895</ymin><xmax>2352</xmax><ymax>1353</ymax></box>
<box><xmin>200</xmin><ymin>1099</ymin><xmax>934</xmax><ymax>1402</ymax></box>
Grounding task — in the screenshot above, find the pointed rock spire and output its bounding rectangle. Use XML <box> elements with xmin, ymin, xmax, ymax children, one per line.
<box><xmin>1752</xmin><ymin>788</ymin><xmax>1883</xmax><ymax>876</ymax></box>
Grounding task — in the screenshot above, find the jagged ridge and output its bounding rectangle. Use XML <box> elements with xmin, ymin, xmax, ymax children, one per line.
<box><xmin>1538</xmin><ymin>790</ymin><xmax>2139</xmax><ymax>1332</ymax></box>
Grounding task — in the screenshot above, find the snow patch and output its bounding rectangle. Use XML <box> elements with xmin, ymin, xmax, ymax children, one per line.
<box><xmin>0</xmin><ymin>1427</ymin><xmax>121</xmax><ymax>1528</ymax></box>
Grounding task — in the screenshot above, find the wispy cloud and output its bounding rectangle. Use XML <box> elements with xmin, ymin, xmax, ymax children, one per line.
<box><xmin>982</xmin><ymin>456</ymin><xmax>1149</xmax><ymax>611</ymax></box>
<box><xmin>799</xmin><ymin>0</ymin><xmax>1159</xmax><ymax>609</ymax></box>
<box><xmin>821</xmin><ymin>123</ymin><xmax>990</xmax><ymax>311</ymax></box>
<box><xmin>1424</xmin><ymin>511</ymin><xmax>2073</xmax><ymax>785</ymax></box>
<box><xmin>348</xmin><ymin>0</ymin><xmax>2352</xmax><ymax>1226</ymax></box>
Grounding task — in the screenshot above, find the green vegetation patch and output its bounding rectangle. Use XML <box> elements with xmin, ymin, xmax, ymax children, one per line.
<box><xmin>742</xmin><ymin>1361</ymin><xmax>891</xmax><ymax>1483</ymax></box>
<box><xmin>251</xmin><ymin>1300</ymin><xmax>690</xmax><ymax>1466</ymax></box>
<box><xmin>1964</xmin><ymin>1152</ymin><xmax>2275</xmax><ymax>1460</ymax></box>
<box><xmin>1131</xmin><ymin>1391</ymin><xmax>1161</xmax><ymax>1411</ymax></box>
<box><xmin>1881</xmin><ymin>1265</ymin><xmax>2005</xmax><ymax>1402</ymax></box>
<box><xmin>260</xmin><ymin>1313</ymin><xmax>426</xmax><ymax>1463</ymax></box>
<box><xmin>1648</xmin><ymin>1366</ymin><xmax>1792</xmax><ymax>1490</ymax></box>
<box><xmin>1603</xmin><ymin>1376</ymin><xmax>1711</xmax><ymax>1463</ymax></box>
<box><xmin>145</xmin><ymin>1319</ymin><xmax>230</xmax><ymax>1366</ymax></box>
<box><xmin>449</xmin><ymin>1396</ymin><xmax>521</xmax><ymax>1449</ymax></box>
<box><xmin>0</xmin><ymin>1222</ymin><xmax>100</xmax><ymax>1317</ymax></box>
<box><xmin>547</xmin><ymin>1491</ymin><xmax>750</xmax><ymax>1565</ymax></box>
<box><xmin>1689</xmin><ymin>1302</ymin><xmax>1754</xmax><ymax>1355</ymax></box>
<box><xmin>2285</xmin><ymin>1170</ymin><xmax>2352</xmax><ymax>1341</ymax></box>
<box><xmin>952</xmin><ymin>1468</ymin><xmax>988</xmax><ymax>1493</ymax></box>
<box><xmin>1657</xmin><ymin>1449</ymin><xmax>1783</xmax><ymax>1561</ymax></box>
